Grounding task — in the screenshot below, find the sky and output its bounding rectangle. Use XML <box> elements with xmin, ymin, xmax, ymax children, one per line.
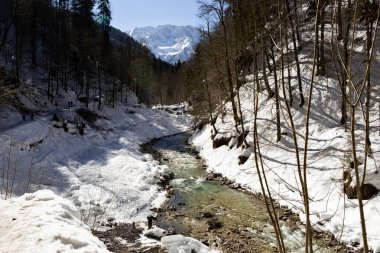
<box><xmin>110</xmin><ymin>0</ymin><xmax>201</xmax><ymax>32</ymax></box>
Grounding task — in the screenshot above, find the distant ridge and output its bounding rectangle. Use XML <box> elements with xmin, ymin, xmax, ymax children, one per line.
<box><xmin>129</xmin><ymin>25</ymin><xmax>200</xmax><ymax>64</ymax></box>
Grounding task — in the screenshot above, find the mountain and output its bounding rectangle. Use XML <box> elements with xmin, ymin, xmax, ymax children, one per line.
<box><xmin>129</xmin><ymin>25</ymin><xmax>200</xmax><ymax>64</ymax></box>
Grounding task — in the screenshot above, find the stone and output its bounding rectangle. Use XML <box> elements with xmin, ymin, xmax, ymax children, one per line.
<box><xmin>230</xmin><ymin>183</ymin><xmax>241</xmax><ymax>189</ymax></box>
<box><xmin>343</xmin><ymin>168</ymin><xmax>379</xmax><ymax>200</ymax></box>
<box><xmin>202</xmin><ymin>212</ymin><xmax>213</xmax><ymax>218</ymax></box>
<box><xmin>147</xmin><ymin>215</ymin><xmax>154</xmax><ymax>229</ymax></box>
<box><xmin>345</xmin><ymin>183</ymin><xmax>379</xmax><ymax>200</ymax></box>
<box><xmin>238</xmin><ymin>155</ymin><xmax>249</xmax><ymax>165</ymax></box>
<box><xmin>236</xmin><ymin>131</ymin><xmax>249</xmax><ymax>148</ymax></box>
<box><xmin>213</xmin><ymin>136</ymin><xmax>233</xmax><ymax>149</ymax></box>
<box><xmin>144</xmin><ymin>227</ymin><xmax>168</xmax><ymax>240</ymax></box>
<box><xmin>207</xmin><ymin>218</ymin><xmax>222</xmax><ymax>230</ymax></box>
<box><xmin>206</xmin><ymin>174</ymin><xmax>214</xmax><ymax>181</ymax></box>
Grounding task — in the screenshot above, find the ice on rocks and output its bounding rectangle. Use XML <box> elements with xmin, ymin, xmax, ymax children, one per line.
<box><xmin>161</xmin><ymin>235</ymin><xmax>221</xmax><ymax>253</ymax></box>
<box><xmin>143</xmin><ymin>227</ymin><xmax>168</xmax><ymax>240</ymax></box>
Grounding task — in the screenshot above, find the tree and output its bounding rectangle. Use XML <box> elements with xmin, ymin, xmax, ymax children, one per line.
<box><xmin>285</xmin><ymin>0</ymin><xmax>305</xmax><ymax>107</ymax></box>
<box><xmin>72</xmin><ymin>0</ymin><xmax>95</xmax><ymax>107</ymax></box>
<box><xmin>198</xmin><ymin>0</ymin><xmax>241</xmax><ymax>133</ymax></box>
<box><xmin>97</xmin><ymin>0</ymin><xmax>111</xmax><ymax>60</ymax></box>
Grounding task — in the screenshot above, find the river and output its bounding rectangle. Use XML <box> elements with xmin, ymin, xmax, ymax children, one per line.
<box><xmin>146</xmin><ymin>132</ymin><xmax>352</xmax><ymax>253</ymax></box>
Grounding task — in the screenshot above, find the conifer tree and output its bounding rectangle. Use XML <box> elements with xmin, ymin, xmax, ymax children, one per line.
<box><xmin>97</xmin><ymin>0</ymin><xmax>111</xmax><ymax>57</ymax></box>
<box><xmin>71</xmin><ymin>0</ymin><xmax>95</xmax><ymax>108</ymax></box>
<box><xmin>71</xmin><ymin>0</ymin><xmax>95</xmax><ymax>49</ymax></box>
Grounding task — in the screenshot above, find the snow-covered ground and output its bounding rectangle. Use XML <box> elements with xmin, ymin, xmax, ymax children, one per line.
<box><xmin>0</xmin><ymin>87</ymin><xmax>196</xmax><ymax>251</ymax></box>
<box><xmin>190</xmin><ymin>33</ymin><xmax>380</xmax><ymax>253</ymax></box>
<box><xmin>0</xmin><ymin>91</ymin><xmax>191</xmax><ymax>222</ymax></box>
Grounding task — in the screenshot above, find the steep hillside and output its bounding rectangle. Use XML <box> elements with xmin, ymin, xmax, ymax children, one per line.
<box><xmin>0</xmin><ymin>75</ymin><xmax>192</xmax><ymax>251</ymax></box>
<box><xmin>188</xmin><ymin>2</ymin><xmax>380</xmax><ymax>252</ymax></box>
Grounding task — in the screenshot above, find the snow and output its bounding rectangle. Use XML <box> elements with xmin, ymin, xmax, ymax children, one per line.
<box><xmin>161</xmin><ymin>235</ymin><xmax>221</xmax><ymax>253</ymax></box>
<box><xmin>129</xmin><ymin>25</ymin><xmax>200</xmax><ymax>64</ymax></box>
<box><xmin>190</xmin><ymin>25</ymin><xmax>380</xmax><ymax>251</ymax></box>
<box><xmin>3</xmin><ymin>7</ymin><xmax>379</xmax><ymax>253</ymax></box>
<box><xmin>143</xmin><ymin>227</ymin><xmax>168</xmax><ymax>239</ymax></box>
<box><xmin>153</xmin><ymin>102</ymin><xmax>192</xmax><ymax>115</ymax></box>
<box><xmin>0</xmin><ymin>190</ymin><xmax>110</xmax><ymax>253</ymax></box>
<box><xmin>0</xmin><ymin>86</ymin><xmax>194</xmax><ymax>251</ymax></box>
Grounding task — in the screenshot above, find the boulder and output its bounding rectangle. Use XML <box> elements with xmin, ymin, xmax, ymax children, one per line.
<box><xmin>143</xmin><ymin>227</ymin><xmax>168</xmax><ymax>240</ymax></box>
<box><xmin>345</xmin><ymin>183</ymin><xmax>379</xmax><ymax>200</ymax></box>
<box><xmin>213</xmin><ymin>136</ymin><xmax>233</xmax><ymax>149</ymax></box>
<box><xmin>343</xmin><ymin>168</ymin><xmax>379</xmax><ymax>200</ymax></box>
<box><xmin>238</xmin><ymin>155</ymin><xmax>249</xmax><ymax>165</ymax></box>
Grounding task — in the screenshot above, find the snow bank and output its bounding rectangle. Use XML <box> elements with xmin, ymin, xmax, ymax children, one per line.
<box><xmin>0</xmin><ymin>190</ymin><xmax>110</xmax><ymax>253</ymax></box>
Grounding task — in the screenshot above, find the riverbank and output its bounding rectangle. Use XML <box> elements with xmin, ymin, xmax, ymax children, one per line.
<box><xmin>141</xmin><ymin>133</ymin><xmax>358</xmax><ymax>253</ymax></box>
<box><xmin>0</xmin><ymin>92</ymin><xmax>192</xmax><ymax>252</ymax></box>
<box><xmin>189</xmin><ymin>80</ymin><xmax>380</xmax><ymax>252</ymax></box>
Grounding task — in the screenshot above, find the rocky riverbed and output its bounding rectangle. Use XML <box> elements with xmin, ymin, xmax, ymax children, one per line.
<box><xmin>94</xmin><ymin>132</ymin><xmax>359</xmax><ymax>253</ymax></box>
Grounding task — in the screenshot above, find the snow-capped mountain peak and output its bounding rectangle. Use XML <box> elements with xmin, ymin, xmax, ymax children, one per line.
<box><xmin>129</xmin><ymin>25</ymin><xmax>200</xmax><ymax>64</ymax></box>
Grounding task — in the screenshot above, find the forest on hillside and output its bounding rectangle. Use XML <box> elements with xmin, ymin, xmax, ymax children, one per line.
<box><xmin>185</xmin><ymin>0</ymin><xmax>377</xmax><ymax>132</ymax></box>
<box><xmin>0</xmin><ymin>0</ymin><xmax>185</xmax><ymax>107</ymax></box>
<box><xmin>182</xmin><ymin>1</ymin><xmax>380</xmax><ymax>252</ymax></box>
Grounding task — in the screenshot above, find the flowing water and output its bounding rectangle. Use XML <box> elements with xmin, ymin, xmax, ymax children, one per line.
<box><xmin>147</xmin><ymin>133</ymin><xmax>352</xmax><ymax>253</ymax></box>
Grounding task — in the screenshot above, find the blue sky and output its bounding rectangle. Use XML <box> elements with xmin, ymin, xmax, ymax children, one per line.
<box><xmin>110</xmin><ymin>0</ymin><xmax>201</xmax><ymax>32</ymax></box>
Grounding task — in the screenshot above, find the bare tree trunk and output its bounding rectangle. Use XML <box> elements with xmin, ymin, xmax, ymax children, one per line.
<box><xmin>252</xmin><ymin>77</ymin><xmax>286</xmax><ymax>253</ymax></box>
<box><xmin>302</xmin><ymin>1</ymin><xmax>327</xmax><ymax>250</ymax></box>
<box><xmin>294</xmin><ymin>0</ymin><xmax>302</xmax><ymax>47</ymax></box>
<box><xmin>112</xmin><ymin>76</ymin><xmax>115</xmax><ymax>108</ymax></box>
<box><xmin>205</xmin><ymin>76</ymin><xmax>218</xmax><ymax>138</ymax></box>
<box><xmin>318</xmin><ymin>2</ymin><xmax>327</xmax><ymax>76</ymax></box>
<box><xmin>0</xmin><ymin>13</ymin><xmax>15</xmax><ymax>53</ymax></box>
<box><xmin>337</xmin><ymin>0</ymin><xmax>343</xmax><ymax>41</ymax></box>
<box><xmin>30</xmin><ymin>0</ymin><xmax>37</xmax><ymax>65</ymax></box>
<box><xmin>219</xmin><ymin>0</ymin><xmax>240</xmax><ymax>132</ymax></box>
<box><xmin>14</xmin><ymin>0</ymin><xmax>21</xmax><ymax>81</ymax></box>
<box><xmin>85</xmin><ymin>64</ymin><xmax>90</xmax><ymax>109</ymax></box>
<box><xmin>284</xmin><ymin>23</ymin><xmax>294</xmax><ymax>107</ymax></box>
<box><xmin>119</xmin><ymin>40</ymin><xmax>124</xmax><ymax>103</ymax></box>
<box><xmin>285</xmin><ymin>0</ymin><xmax>305</xmax><ymax>107</ymax></box>
<box><xmin>261</xmin><ymin>38</ymin><xmax>274</xmax><ymax>98</ymax></box>
<box><xmin>340</xmin><ymin>2</ymin><xmax>352</xmax><ymax>126</ymax></box>
<box><xmin>349</xmin><ymin>96</ymin><xmax>369</xmax><ymax>253</ymax></box>
<box><xmin>346</xmin><ymin>2</ymin><xmax>369</xmax><ymax>251</ymax></box>
<box><xmin>268</xmin><ymin>42</ymin><xmax>282</xmax><ymax>142</ymax></box>
<box><xmin>97</xmin><ymin>65</ymin><xmax>102</xmax><ymax>110</ymax></box>
<box><xmin>362</xmin><ymin>2</ymin><xmax>377</xmax><ymax>184</ymax></box>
